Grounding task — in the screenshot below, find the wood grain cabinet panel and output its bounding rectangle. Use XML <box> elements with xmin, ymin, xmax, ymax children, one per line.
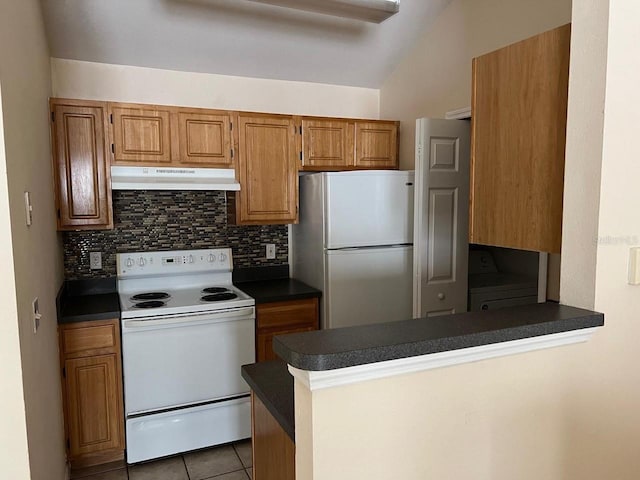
<box><xmin>232</xmin><ymin>114</ymin><xmax>298</xmax><ymax>225</ymax></box>
<box><xmin>256</xmin><ymin>298</ymin><xmax>319</xmax><ymax>362</ymax></box>
<box><xmin>252</xmin><ymin>393</ymin><xmax>295</xmax><ymax>480</ymax></box>
<box><xmin>177</xmin><ymin>110</ymin><xmax>233</xmax><ymax>166</ymax></box>
<box><xmin>65</xmin><ymin>354</ymin><xmax>122</xmax><ymax>457</ymax></box>
<box><xmin>110</xmin><ymin>104</ymin><xmax>173</xmax><ymax>165</ymax></box>
<box><xmin>51</xmin><ymin>100</ymin><xmax>112</xmax><ymax>230</ymax></box>
<box><xmin>59</xmin><ymin>319</ymin><xmax>124</xmax><ymax>468</ymax></box>
<box><xmin>354</xmin><ymin>121</ymin><xmax>399</xmax><ymax>169</ymax></box>
<box><xmin>301</xmin><ymin>118</ymin><xmax>354</xmax><ymax>170</ymax></box>
<box><xmin>470</xmin><ymin>24</ymin><xmax>570</xmax><ymax>254</ymax></box>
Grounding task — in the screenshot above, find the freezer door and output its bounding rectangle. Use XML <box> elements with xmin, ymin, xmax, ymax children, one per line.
<box><xmin>325</xmin><ymin>246</ymin><xmax>413</xmax><ymax>329</ymax></box>
<box><xmin>325</xmin><ymin>171</ymin><xmax>414</xmax><ymax>248</ymax></box>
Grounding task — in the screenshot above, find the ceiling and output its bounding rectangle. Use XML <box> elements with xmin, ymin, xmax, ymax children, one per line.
<box><xmin>40</xmin><ymin>0</ymin><xmax>451</xmax><ymax>88</ymax></box>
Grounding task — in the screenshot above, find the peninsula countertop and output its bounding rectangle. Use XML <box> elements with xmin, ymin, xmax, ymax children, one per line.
<box><xmin>273</xmin><ymin>302</ymin><xmax>604</xmax><ymax>371</ymax></box>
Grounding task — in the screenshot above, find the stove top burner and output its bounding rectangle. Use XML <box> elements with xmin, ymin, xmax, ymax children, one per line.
<box><xmin>201</xmin><ymin>292</ymin><xmax>238</xmax><ymax>302</ymax></box>
<box><xmin>131</xmin><ymin>292</ymin><xmax>170</xmax><ymax>301</ymax></box>
<box><xmin>202</xmin><ymin>287</ymin><xmax>230</xmax><ymax>294</ymax></box>
<box><xmin>133</xmin><ymin>300</ymin><xmax>167</xmax><ymax>309</ymax></box>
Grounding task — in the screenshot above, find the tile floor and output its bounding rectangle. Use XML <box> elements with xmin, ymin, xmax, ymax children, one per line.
<box><xmin>70</xmin><ymin>441</ymin><xmax>253</xmax><ymax>480</ymax></box>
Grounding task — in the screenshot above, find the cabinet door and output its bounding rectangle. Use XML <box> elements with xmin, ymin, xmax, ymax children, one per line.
<box><xmin>52</xmin><ymin>102</ymin><xmax>112</xmax><ymax>230</ymax></box>
<box><xmin>64</xmin><ymin>354</ymin><xmax>124</xmax><ymax>458</ymax></box>
<box><xmin>470</xmin><ymin>24</ymin><xmax>570</xmax><ymax>254</ymax></box>
<box><xmin>177</xmin><ymin>110</ymin><xmax>233</xmax><ymax>167</ymax></box>
<box><xmin>256</xmin><ymin>298</ymin><xmax>319</xmax><ymax>362</ymax></box>
<box><xmin>354</xmin><ymin>121</ymin><xmax>399</xmax><ymax>169</ymax></box>
<box><xmin>301</xmin><ymin>118</ymin><xmax>354</xmax><ymax>170</ymax></box>
<box><xmin>257</xmin><ymin>325</ymin><xmax>316</xmax><ymax>363</ymax></box>
<box><xmin>110</xmin><ymin>104</ymin><xmax>174</xmax><ymax>164</ymax></box>
<box><xmin>236</xmin><ymin>114</ymin><xmax>298</xmax><ymax>224</ymax></box>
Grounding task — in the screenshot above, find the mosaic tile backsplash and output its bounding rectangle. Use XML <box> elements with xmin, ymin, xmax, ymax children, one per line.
<box><xmin>63</xmin><ymin>191</ymin><xmax>288</xmax><ymax>279</ymax></box>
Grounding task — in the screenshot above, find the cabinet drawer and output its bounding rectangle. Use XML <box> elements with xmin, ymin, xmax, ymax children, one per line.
<box><xmin>62</xmin><ymin>322</ymin><xmax>118</xmax><ymax>356</ymax></box>
<box><xmin>256</xmin><ymin>298</ymin><xmax>318</xmax><ymax>330</ymax></box>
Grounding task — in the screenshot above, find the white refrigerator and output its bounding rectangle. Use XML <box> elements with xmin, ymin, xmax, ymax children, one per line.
<box><xmin>292</xmin><ymin>170</ymin><xmax>414</xmax><ymax>329</ymax></box>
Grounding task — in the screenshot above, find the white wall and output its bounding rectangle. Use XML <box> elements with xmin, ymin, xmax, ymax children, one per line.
<box><xmin>560</xmin><ymin>0</ymin><xmax>609</xmax><ymax>309</ymax></box>
<box><xmin>51</xmin><ymin>58</ymin><xmax>380</xmax><ymax>119</ymax></box>
<box><xmin>379</xmin><ymin>0</ymin><xmax>571</xmax><ymax>169</ymax></box>
<box><xmin>0</xmin><ymin>0</ymin><xmax>66</xmax><ymax>479</ymax></box>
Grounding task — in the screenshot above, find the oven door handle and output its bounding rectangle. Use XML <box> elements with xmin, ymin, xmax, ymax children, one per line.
<box><xmin>123</xmin><ymin>307</ymin><xmax>255</xmax><ymax>329</ymax></box>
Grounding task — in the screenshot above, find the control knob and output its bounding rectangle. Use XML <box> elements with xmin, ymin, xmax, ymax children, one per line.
<box><xmin>208</xmin><ymin>253</ymin><xmax>216</xmax><ymax>263</ymax></box>
<box><xmin>188</xmin><ymin>254</ymin><xmax>194</xmax><ymax>264</ymax></box>
<box><xmin>138</xmin><ymin>257</ymin><xmax>146</xmax><ymax>267</ymax></box>
<box><xmin>126</xmin><ymin>258</ymin><xmax>134</xmax><ymax>267</ymax></box>
<box><xmin>219</xmin><ymin>253</ymin><xmax>227</xmax><ymax>262</ymax></box>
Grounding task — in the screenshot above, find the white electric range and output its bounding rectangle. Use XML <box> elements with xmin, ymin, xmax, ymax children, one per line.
<box><xmin>116</xmin><ymin>248</ymin><xmax>255</xmax><ymax>464</ymax></box>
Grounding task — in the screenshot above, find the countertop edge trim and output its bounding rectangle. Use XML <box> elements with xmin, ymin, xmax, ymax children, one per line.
<box><xmin>288</xmin><ymin>326</ymin><xmax>600</xmax><ymax>391</ymax></box>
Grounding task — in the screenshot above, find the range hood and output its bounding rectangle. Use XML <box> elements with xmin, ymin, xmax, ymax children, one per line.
<box><xmin>110</xmin><ymin>166</ymin><xmax>240</xmax><ymax>191</ymax></box>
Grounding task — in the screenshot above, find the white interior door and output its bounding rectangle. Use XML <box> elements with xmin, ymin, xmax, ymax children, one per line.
<box><xmin>413</xmin><ymin>118</ymin><xmax>470</xmax><ymax>318</ymax></box>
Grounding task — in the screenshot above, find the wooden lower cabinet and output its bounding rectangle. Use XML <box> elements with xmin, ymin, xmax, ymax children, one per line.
<box><xmin>256</xmin><ymin>298</ymin><xmax>319</xmax><ymax>362</ymax></box>
<box><xmin>252</xmin><ymin>393</ymin><xmax>295</xmax><ymax>480</ymax></box>
<box><xmin>59</xmin><ymin>319</ymin><xmax>125</xmax><ymax>468</ymax></box>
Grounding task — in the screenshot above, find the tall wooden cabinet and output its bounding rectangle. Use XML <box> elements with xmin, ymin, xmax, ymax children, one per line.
<box><xmin>470</xmin><ymin>24</ymin><xmax>571</xmax><ymax>254</ymax></box>
<box><xmin>51</xmin><ymin>99</ymin><xmax>113</xmax><ymax>230</ymax></box>
<box><xmin>229</xmin><ymin>113</ymin><xmax>299</xmax><ymax>225</ymax></box>
<box><xmin>59</xmin><ymin>319</ymin><xmax>125</xmax><ymax>468</ymax></box>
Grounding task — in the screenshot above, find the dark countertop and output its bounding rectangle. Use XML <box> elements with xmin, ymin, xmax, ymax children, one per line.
<box><xmin>57</xmin><ymin>277</ymin><xmax>121</xmax><ymax>324</ymax></box>
<box><xmin>241</xmin><ymin>360</ymin><xmax>294</xmax><ymax>441</ymax></box>
<box><xmin>273</xmin><ymin>303</ymin><xmax>604</xmax><ymax>371</ymax></box>
<box><xmin>237</xmin><ymin>278</ymin><xmax>321</xmax><ymax>305</ymax></box>
<box><xmin>234</xmin><ymin>265</ymin><xmax>321</xmax><ymax>304</ymax></box>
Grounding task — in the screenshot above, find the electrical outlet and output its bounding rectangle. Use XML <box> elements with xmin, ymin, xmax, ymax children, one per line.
<box><xmin>90</xmin><ymin>252</ymin><xmax>102</xmax><ymax>270</ymax></box>
<box><xmin>32</xmin><ymin>298</ymin><xmax>41</xmax><ymax>334</ymax></box>
<box><xmin>266</xmin><ymin>244</ymin><xmax>276</xmax><ymax>260</ymax></box>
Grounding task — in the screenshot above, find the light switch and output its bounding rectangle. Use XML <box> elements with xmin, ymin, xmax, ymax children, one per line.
<box><xmin>628</xmin><ymin>247</ymin><xmax>640</xmax><ymax>285</ymax></box>
<box><xmin>24</xmin><ymin>191</ymin><xmax>33</xmax><ymax>226</ymax></box>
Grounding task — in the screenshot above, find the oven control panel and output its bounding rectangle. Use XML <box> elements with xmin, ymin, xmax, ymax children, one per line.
<box><xmin>116</xmin><ymin>248</ymin><xmax>233</xmax><ymax>277</ymax></box>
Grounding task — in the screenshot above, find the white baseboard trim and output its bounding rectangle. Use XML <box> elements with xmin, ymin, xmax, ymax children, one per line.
<box><xmin>288</xmin><ymin>327</ymin><xmax>599</xmax><ymax>391</ymax></box>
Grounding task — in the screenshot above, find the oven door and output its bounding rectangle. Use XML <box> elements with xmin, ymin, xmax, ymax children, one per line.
<box><xmin>121</xmin><ymin>306</ymin><xmax>255</xmax><ymax>415</ymax></box>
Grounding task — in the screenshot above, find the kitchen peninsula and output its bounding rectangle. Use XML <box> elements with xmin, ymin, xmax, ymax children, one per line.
<box><xmin>242</xmin><ymin>302</ymin><xmax>603</xmax><ymax>480</ymax></box>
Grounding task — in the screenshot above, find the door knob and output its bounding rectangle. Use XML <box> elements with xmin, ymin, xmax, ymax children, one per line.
<box><xmin>437</xmin><ymin>293</ymin><xmax>445</xmax><ymax>300</ymax></box>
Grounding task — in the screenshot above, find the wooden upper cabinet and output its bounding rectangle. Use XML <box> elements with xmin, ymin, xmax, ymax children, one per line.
<box><xmin>51</xmin><ymin>100</ymin><xmax>113</xmax><ymax>230</ymax></box>
<box><xmin>177</xmin><ymin>110</ymin><xmax>233</xmax><ymax>167</ymax></box>
<box><xmin>470</xmin><ymin>24</ymin><xmax>570</xmax><ymax>254</ymax></box>
<box><xmin>232</xmin><ymin>114</ymin><xmax>298</xmax><ymax>224</ymax></box>
<box><xmin>301</xmin><ymin>118</ymin><xmax>354</xmax><ymax>170</ymax></box>
<box><xmin>110</xmin><ymin>104</ymin><xmax>174</xmax><ymax>165</ymax></box>
<box><xmin>354</xmin><ymin>121</ymin><xmax>399</xmax><ymax>169</ymax></box>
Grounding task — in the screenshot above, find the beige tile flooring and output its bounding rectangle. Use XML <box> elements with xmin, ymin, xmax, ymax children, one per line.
<box><xmin>71</xmin><ymin>441</ymin><xmax>252</xmax><ymax>480</ymax></box>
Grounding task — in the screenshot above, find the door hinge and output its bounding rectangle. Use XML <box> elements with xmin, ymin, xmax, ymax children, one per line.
<box><xmin>66</xmin><ymin>438</ymin><xmax>70</xmax><ymax>450</ymax></box>
<box><xmin>299</xmin><ymin>126</ymin><xmax>302</xmax><ymax>135</ymax></box>
<box><xmin>57</xmin><ymin>209</ymin><xmax>61</xmax><ymax>219</ymax></box>
<box><xmin>110</xmin><ymin>113</ymin><xmax>113</xmax><ymax>124</ymax></box>
<box><xmin>111</xmin><ymin>144</ymin><xmax>115</xmax><ymax>154</ymax></box>
<box><xmin>62</xmin><ymin>366</ymin><xmax>66</xmax><ymax>377</ymax></box>
<box><xmin>51</xmin><ymin>111</ymin><xmax>55</xmax><ymax>122</ymax></box>
<box><xmin>299</xmin><ymin>151</ymin><xmax>302</xmax><ymax>161</ymax></box>
<box><xmin>231</xmin><ymin>149</ymin><xmax>234</xmax><ymax>158</ymax></box>
<box><xmin>230</xmin><ymin>122</ymin><xmax>233</xmax><ymax>131</ymax></box>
